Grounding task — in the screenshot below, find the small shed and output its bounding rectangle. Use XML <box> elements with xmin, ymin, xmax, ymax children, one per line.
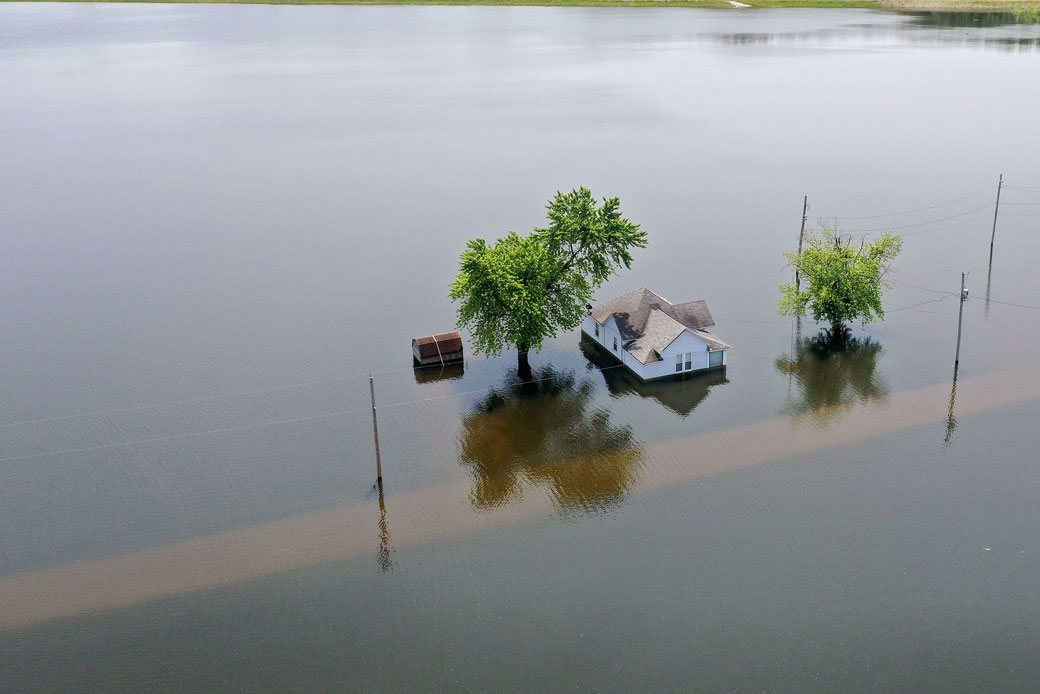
<box><xmin>412</xmin><ymin>331</ymin><xmax>464</xmax><ymax>366</ymax></box>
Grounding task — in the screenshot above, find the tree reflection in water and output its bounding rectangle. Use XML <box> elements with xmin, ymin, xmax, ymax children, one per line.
<box><xmin>775</xmin><ymin>328</ymin><xmax>888</xmax><ymax>424</ymax></box>
<box><xmin>457</xmin><ymin>366</ymin><xmax>643</xmax><ymax>515</ymax></box>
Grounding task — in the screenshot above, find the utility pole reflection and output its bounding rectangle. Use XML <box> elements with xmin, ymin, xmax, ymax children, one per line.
<box><xmin>377</xmin><ymin>483</ymin><xmax>395</xmax><ymax>573</ymax></box>
<box><xmin>944</xmin><ymin>365</ymin><xmax>959</xmax><ymax>447</ymax></box>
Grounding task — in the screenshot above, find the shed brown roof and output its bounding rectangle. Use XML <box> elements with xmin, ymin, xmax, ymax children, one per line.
<box><xmin>412</xmin><ymin>331</ymin><xmax>463</xmax><ymax>359</ymax></box>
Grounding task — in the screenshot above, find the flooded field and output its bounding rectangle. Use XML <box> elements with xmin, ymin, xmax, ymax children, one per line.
<box><xmin>2</xmin><ymin>5</ymin><xmax>1040</xmax><ymax>691</ymax></box>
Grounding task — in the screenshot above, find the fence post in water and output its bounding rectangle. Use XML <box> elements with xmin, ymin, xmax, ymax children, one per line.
<box><xmin>954</xmin><ymin>272</ymin><xmax>966</xmax><ymax>368</ymax></box>
<box><xmin>989</xmin><ymin>173</ymin><xmax>1003</xmax><ymax>264</ymax></box>
<box><xmin>369</xmin><ymin>374</ymin><xmax>383</xmax><ymax>486</ymax></box>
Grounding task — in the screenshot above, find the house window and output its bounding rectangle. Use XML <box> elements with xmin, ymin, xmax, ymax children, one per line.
<box><xmin>675</xmin><ymin>354</ymin><xmax>683</xmax><ymax>373</ymax></box>
<box><xmin>685</xmin><ymin>352</ymin><xmax>692</xmax><ymax>370</ymax></box>
<box><xmin>594</xmin><ymin>323</ymin><xmax>599</xmax><ymax>338</ymax></box>
<box><xmin>613</xmin><ymin>337</ymin><xmax>618</xmax><ymax>352</ymax></box>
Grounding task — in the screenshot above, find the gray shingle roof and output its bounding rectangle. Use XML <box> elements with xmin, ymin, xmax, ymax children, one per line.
<box><xmin>625</xmin><ymin>308</ymin><xmax>685</xmax><ymax>365</ymax></box>
<box><xmin>589</xmin><ymin>288</ymin><xmax>728</xmax><ymax>365</ymax></box>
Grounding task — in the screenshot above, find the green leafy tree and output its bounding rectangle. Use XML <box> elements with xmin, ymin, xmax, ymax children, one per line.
<box><xmin>450</xmin><ymin>187</ymin><xmax>647</xmax><ymax>379</ymax></box>
<box><xmin>779</xmin><ymin>230</ymin><xmax>903</xmax><ymax>334</ymax></box>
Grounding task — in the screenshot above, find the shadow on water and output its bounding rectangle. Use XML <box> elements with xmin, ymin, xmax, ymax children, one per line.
<box><xmin>457</xmin><ymin>365</ymin><xmax>644</xmax><ymax>516</ymax></box>
<box><xmin>579</xmin><ymin>338</ymin><xmax>729</xmax><ymax>418</ymax></box>
<box><xmin>715</xmin><ymin>13</ymin><xmax>1040</xmax><ymax>52</ymax></box>
<box><xmin>413</xmin><ymin>361</ymin><xmax>465</xmax><ymax>384</ymax></box>
<box><xmin>775</xmin><ymin>328</ymin><xmax>888</xmax><ymax>425</ymax></box>
<box><xmin>909</xmin><ymin>12</ymin><xmax>1040</xmax><ymax>28</ymax></box>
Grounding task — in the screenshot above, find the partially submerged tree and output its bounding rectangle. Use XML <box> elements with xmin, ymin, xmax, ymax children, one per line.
<box><xmin>778</xmin><ymin>230</ymin><xmax>903</xmax><ymax>335</ymax></box>
<box><xmin>450</xmin><ymin>188</ymin><xmax>647</xmax><ymax>380</ymax></box>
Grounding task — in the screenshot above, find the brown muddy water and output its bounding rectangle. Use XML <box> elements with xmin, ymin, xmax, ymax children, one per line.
<box><xmin>2</xmin><ymin>5</ymin><xmax>1040</xmax><ymax>692</ymax></box>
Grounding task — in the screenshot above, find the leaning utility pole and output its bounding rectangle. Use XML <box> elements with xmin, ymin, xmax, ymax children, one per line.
<box><xmin>954</xmin><ymin>273</ymin><xmax>966</xmax><ymax>367</ymax></box>
<box><xmin>795</xmin><ymin>195</ymin><xmax>808</xmax><ymax>293</ymax></box>
<box><xmin>989</xmin><ymin>173</ymin><xmax>1003</xmax><ymax>264</ymax></box>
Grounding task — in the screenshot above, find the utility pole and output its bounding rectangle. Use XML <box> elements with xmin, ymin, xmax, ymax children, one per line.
<box><xmin>369</xmin><ymin>374</ymin><xmax>383</xmax><ymax>486</ymax></box>
<box><xmin>989</xmin><ymin>173</ymin><xmax>1003</xmax><ymax>264</ymax></box>
<box><xmin>795</xmin><ymin>195</ymin><xmax>808</xmax><ymax>293</ymax></box>
<box><xmin>954</xmin><ymin>273</ymin><xmax>966</xmax><ymax>367</ymax></box>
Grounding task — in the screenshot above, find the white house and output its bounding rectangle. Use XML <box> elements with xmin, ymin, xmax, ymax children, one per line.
<box><xmin>581</xmin><ymin>288</ymin><xmax>731</xmax><ymax>381</ymax></box>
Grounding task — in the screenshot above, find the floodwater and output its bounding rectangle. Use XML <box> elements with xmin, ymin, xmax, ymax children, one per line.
<box><xmin>2</xmin><ymin>5</ymin><xmax>1040</xmax><ymax>692</ymax></box>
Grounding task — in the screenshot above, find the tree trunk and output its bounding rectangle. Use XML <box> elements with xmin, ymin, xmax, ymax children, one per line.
<box><xmin>516</xmin><ymin>344</ymin><xmax>534</xmax><ymax>384</ymax></box>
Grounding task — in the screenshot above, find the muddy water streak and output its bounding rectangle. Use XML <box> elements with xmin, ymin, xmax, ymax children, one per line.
<box><xmin>2</xmin><ymin>366</ymin><xmax>1037</xmax><ymax>631</ymax></box>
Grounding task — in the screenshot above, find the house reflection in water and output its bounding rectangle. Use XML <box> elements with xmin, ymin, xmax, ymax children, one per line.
<box><xmin>579</xmin><ymin>338</ymin><xmax>729</xmax><ymax>418</ymax></box>
<box><xmin>457</xmin><ymin>365</ymin><xmax>644</xmax><ymax>515</ymax></box>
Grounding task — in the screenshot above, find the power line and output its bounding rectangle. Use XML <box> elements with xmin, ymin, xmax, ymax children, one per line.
<box><xmin>900</xmin><ymin>215</ymin><xmax>987</xmax><ymax>238</ymax></box>
<box><xmin>890</xmin><ymin>279</ymin><xmax>1040</xmax><ymax>311</ymax></box>
<box><xmin>715</xmin><ymin>316</ymin><xmax>793</xmax><ymax>325</ymax></box>
<box><xmin>0</xmin><ymin>361</ymin><xmax>640</xmax><ymax>460</ymax></box>
<box><xmin>378</xmin><ymin>361</ymin><xmax>636</xmax><ymax>411</ymax></box>
<box><xmin>814</xmin><ymin>186</ymin><xmax>992</xmax><ymax>220</ymax></box>
<box><xmin>890</xmin><ymin>277</ymin><xmax>958</xmax><ymax>295</ymax></box>
<box><xmin>1</xmin><ymin>354</ymin><xmax>498</xmax><ymax>429</ymax></box>
<box><xmin>888</xmin><ymin>297</ymin><xmax>955</xmax><ymax>312</ymax></box>
<box><xmin>0</xmin><ymin>407</ymin><xmax>372</xmax><ymax>464</ymax></box>
<box><xmin>829</xmin><ymin>203</ymin><xmax>994</xmax><ymax>233</ymax></box>
<box><xmin>0</xmin><ymin>372</ymin><xmax>376</xmax><ymax>428</ymax></box>
<box><xmin>986</xmin><ymin>297</ymin><xmax>1040</xmax><ymax>311</ymax></box>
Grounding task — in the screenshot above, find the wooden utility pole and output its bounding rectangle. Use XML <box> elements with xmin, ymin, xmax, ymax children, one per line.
<box><xmin>795</xmin><ymin>195</ymin><xmax>808</xmax><ymax>292</ymax></box>
<box><xmin>989</xmin><ymin>173</ymin><xmax>1003</xmax><ymax>263</ymax></box>
<box><xmin>369</xmin><ymin>374</ymin><xmax>383</xmax><ymax>485</ymax></box>
<box><xmin>954</xmin><ymin>273</ymin><xmax>966</xmax><ymax>367</ymax></box>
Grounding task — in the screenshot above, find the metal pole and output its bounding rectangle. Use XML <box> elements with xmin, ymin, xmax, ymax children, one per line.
<box><xmin>369</xmin><ymin>374</ymin><xmax>383</xmax><ymax>484</ymax></box>
<box><xmin>954</xmin><ymin>273</ymin><xmax>966</xmax><ymax>367</ymax></box>
<box><xmin>989</xmin><ymin>173</ymin><xmax>1003</xmax><ymax>263</ymax></box>
<box><xmin>795</xmin><ymin>195</ymin><xmax>808</xmax><ymax>293</ymax></box>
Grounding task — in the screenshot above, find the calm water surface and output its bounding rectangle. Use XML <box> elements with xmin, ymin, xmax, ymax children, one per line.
<box><xmin>2</xmin><ymin>4</ymin><xmax>1040</xmax><ymax>691</ymax></box>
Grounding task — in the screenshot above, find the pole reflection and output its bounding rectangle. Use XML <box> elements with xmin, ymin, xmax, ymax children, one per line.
<box><xmin>377</xmin><ymin>483</ymin><xmax>394</xmax><ymax>573</ymax></box>
<box><xmin>945</xmin><ymin>365</ymin><xmax>959</xmax><ymax>447</ymax></box>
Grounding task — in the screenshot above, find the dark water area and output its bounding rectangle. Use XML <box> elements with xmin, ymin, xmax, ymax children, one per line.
<box><xmin>2</xmin><ymin>4</ymin><xmax>1040</xmax><ymax>691</ymax></box>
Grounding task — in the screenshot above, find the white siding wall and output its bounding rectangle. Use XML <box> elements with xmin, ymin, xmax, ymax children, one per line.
<box><xmin>644</xmin><ymin>331</ymin><xmax>708</xmax><ymax>379</ymax></box>
<box><xmin>582</xmin><ymin>315</ymin><xmax>727</xmax><ymax>381</ymax></box>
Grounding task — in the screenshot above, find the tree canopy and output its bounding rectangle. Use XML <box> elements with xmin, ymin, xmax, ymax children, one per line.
<box><xmin>778</xmin><ymin>230</ymin><xmax>902</xmax><ymax>332</ymax></box>
<box><xmin>450</xmin><ymin>187</ymin><xmax>647</xmax><ymax>374</ymax></box>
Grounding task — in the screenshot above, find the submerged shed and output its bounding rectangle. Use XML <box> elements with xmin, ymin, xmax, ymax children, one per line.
<box><xmin>412</xmin><ymin>331</ymin><xmax>464</xmax><ymax>366</ymax></box>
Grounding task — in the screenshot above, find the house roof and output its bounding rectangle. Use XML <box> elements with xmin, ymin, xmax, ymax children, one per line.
<box><xmin>624</xmin><ymin>308</ymin><xmax>685</xmax><ymax>365</ymax></box>
<box><xmin>412</xmin><ymin>331</ymin><xmax>463</xmax><ymax>359</ymax></box>
<box><xmin>589</xmin><ymin>288</ymin><xmax>728</xmax><ymax>365</ymax></box>
<box><xmin>589</xmin><ymin>288</ymin><xmax>715</xmax><ymax>337</ymax></box>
